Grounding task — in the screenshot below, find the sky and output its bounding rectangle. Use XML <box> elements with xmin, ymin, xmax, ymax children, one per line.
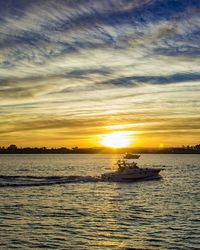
<box><xmin>0</xmin><ymin>0</ymin><xmax>200</xmax><ymax>148</ymax></box>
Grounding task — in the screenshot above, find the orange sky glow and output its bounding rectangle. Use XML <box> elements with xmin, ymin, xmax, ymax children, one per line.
<box><xmin>0</xmin><ymin>1</ymin><xmax>199</xmax><ymax>148</ymax></box>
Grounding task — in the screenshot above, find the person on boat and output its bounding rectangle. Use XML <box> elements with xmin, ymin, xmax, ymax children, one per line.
<box><xmin>117</xmin><ymin>160</ymin><xmax>126</xmax><ymax>171</ymax></box>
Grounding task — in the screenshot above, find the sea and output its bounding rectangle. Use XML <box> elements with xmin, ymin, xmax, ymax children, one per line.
<box><xmin>0</xmin><ymin>154</ymin><xmax>199</xmax><ymax>250</ymax></box>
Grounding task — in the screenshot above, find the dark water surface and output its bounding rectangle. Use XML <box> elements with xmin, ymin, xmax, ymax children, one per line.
<box><xmin>0</xmin><ymin>154</ymin><xmax>199</xmax><ymax>249</ymax></box>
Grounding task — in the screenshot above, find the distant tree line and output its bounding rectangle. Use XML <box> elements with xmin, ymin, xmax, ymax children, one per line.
<box><xmin>0</xmin><ymin>144</ymin><xmax>200</xmax><ymax>154</ymax></box>
<box><xmin>0</xmin><ymin>145</ymin><xmax>100</xmax><ymax>154</ymax></box>
<box><xmin>157</xmin><ymin>144</ymin><xmax>200</xmax><ymax>154</ymax></box>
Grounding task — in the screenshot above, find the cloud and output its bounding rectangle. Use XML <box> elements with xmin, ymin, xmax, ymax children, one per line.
<box><xmin>0</xmin><ymin>0</ymin><xmax>200</xmax><ymax>146</ymax></box>
<box><xmin>100</xmin><ymin>73</ymin><xmax>200</xmax><ymax>86</ymax></box>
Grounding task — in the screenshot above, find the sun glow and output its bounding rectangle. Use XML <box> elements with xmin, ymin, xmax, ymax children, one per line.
<box><xmin>100</xmin><ymin>132</ymin><xmax>132</xmax><ymax>148</ymax></box>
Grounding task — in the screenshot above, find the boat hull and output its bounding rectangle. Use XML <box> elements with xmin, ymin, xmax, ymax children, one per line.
<box><xmin>101</xmin><ymin>168</ymin><xmax>163</xmax><ymax>182</ymax></box>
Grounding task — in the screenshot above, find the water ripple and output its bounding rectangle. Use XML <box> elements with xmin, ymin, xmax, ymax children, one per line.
<box><xmin>0</xmin><ymin>154</ymin><xmax>199</xmax><ymax>250</ymax></box>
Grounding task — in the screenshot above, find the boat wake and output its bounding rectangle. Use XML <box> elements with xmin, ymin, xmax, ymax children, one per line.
<box><xmin>0</xmin><ymin>175</ymin><xmax>101</xmax><ymax>188</ymax></box>
<box><xmin>0</xmin><ymin>173</ymin><xmax>162</xmax><ymax>188</ymax></box>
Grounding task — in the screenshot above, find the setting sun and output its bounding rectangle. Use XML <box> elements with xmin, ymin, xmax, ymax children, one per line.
<box><xmin>100</xmin><ymin>132</ymin><xmax>132</xmax><ymax>148</ymax></box>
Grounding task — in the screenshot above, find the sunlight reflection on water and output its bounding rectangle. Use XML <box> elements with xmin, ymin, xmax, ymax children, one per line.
<box><xmin>0</xmin><ymin>154</ymin><xmax>199</xmax><ymax>249</ymax></box>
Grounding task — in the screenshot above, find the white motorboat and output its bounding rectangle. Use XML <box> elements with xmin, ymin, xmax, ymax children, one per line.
<box><xmin>123</xmin><ymin>153</ymin><xmax>140</xmax><ymax>159</ymax></box>
<box><xmin>101</xmin><ymin>160</ymin><xmax>164</xmax><ymax>182</ymax></box>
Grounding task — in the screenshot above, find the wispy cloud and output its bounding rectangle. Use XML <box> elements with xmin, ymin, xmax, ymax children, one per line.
<box><xmin>0</xmin><ymin>0</ymin><xmax>199</xmax><ymax>146</ymax></box>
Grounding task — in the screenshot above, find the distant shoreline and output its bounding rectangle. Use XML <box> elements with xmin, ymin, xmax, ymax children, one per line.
<box><xmin>0</xmin><ymin>153</ymin><xmax>200</xmax><ymax>154</ymax></box>
<box><xmin>0</xmin><ymin>144</ymin><xmax>200</xmax><ymax>155</ymax></box>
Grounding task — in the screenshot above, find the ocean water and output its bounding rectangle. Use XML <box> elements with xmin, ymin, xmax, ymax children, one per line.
<box><xmin>0</xmin><ymin>154</ymin><xmax>199</xmax><ymax>250</ymax></box>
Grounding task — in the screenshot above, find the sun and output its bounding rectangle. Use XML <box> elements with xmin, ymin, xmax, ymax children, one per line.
<box><xmin>100</xmin><ymin>132</ymin><xmax>132</xmax><ymax>148</ymax></box>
